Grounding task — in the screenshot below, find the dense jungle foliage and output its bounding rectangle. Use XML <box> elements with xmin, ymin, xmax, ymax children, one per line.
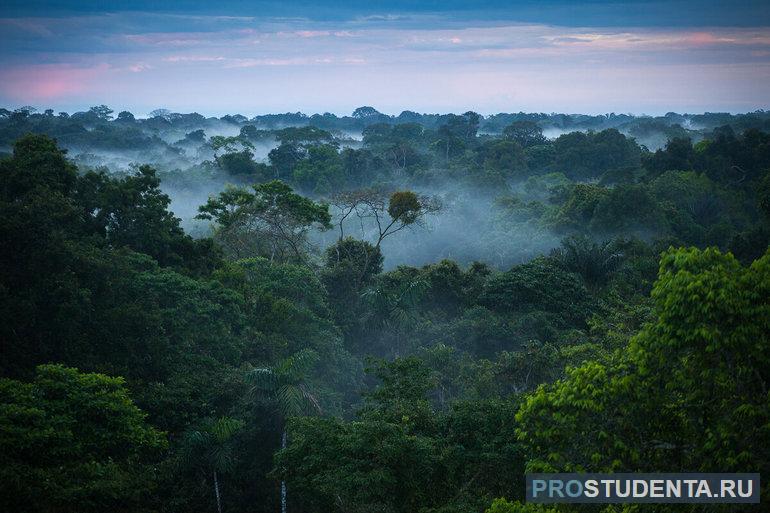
<box><xmin>0</xmin><ymin>106</ymin><xmax>768</xmax><ymax>512</ymax></box>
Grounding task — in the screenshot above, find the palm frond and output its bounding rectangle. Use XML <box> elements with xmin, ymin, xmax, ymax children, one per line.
<box><xmin>277</xmin><ymin>384</ymin><xmax>306</xmax><ymax>417</ymax></box>
<box><xmin>244</xmin><ymin>350</ymin><xmax>322</xmax><ymax>418</ymax></box>
<box><xmin>282</xmin><ymin>348</ymin><xmax>319</xmax><ymax>383</ymax></box>
<box><xmin>246</xmin><ymin>366</ymin><xmax>278</xmax><ymax>392</ymax></box>
<box><xmin>210</xmin><ymin>416</ymin><xmax>245</xmax><ymax>443</ymax></box>
<box><xmin>299</xmin><ymin>383</ymin><xmax>323</xmax><ymax>415</ymax></box>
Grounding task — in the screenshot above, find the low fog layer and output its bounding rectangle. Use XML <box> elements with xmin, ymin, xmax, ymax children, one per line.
<box><xmin>3</xmin><ymin>105</ymin><xmax>769</xmax><ymax>269</ymax></box>
<box><xmin>309</xmin><ymin>185</ymin><xmax>562</xmax><ymax>270</ymax></box>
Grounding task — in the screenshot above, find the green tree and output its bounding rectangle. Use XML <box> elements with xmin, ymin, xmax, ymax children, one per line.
<box><xmin>80</xmin><ymin>164</ymin><xmax>220</xmax><ymax>272</ymax></box>
<box><xmin>550</xmin><ymin>183</ymin><xmax>609</xmax><ymax>232</ymax></box>
<box><xmin>273</xmin><ymin>358</ymin><xmax>526</xmax><ymax>513</ymax></box>
<box><xmin>551</xmin><ymin>235</ymin><xmax>624</xmax><ymax>289</ymax></box>
<box><xmin>361</xmin><ymin>357</ymin><xmax>437</xmax><ymax>430</ymax></box>
<box><xmin>0</xmin><ymin>136</ymin><xmax>237</xmax><ymax>391</ymax></box>
<box><xmin>197</xmin><ymin>180</ymin><xmax>332</xmax><ymax>261</ymax></box>
<box><xmin>502</xmin><ymin>120</ymin><xmax>547</xmax><ymax>148</ymax></box>
<box><xmin>552</xmin><ymin>129</ymin><xmax>641</xmax><ymax>181</ymax></box>
<box><xmin>643</xmin><ymin>137</ymin><xmax>695</xmax><ymax>176</ymax></box>
<box><xmin>275</xmin><ymin>415</ymin><xmax>438</xmax><ymax>513</ymax></box>
<box><xmin>516</xmin><ymin>248</ymin><xmax>770</xmax><ymax>503</ymax></box>
<box><xmin>274</xmin><ymin>126</ymin><xmax>335</xmax><ymax>147</ymax></box>
<box><xmin>477</xmin><ymin>139</ymin><xmax>527</xmax><ymax>177</ymax></box>
<box><xmin>273</xmin><ymin>358</ymin><xmax>441</xmax><ymax>513</ymax></box>
<box><xmin>88</xmin><ymin>104</ymin><xmax>114</xmax><ymax>121</ymax></box>
<box><xmin>292</xmin><ymin>144</ymin><xmax>344</xmax><ymax>193</ymax></box>
<box><xmin>210</xmin><ymin>135</ymin><xmax>254</xmax><ymax>160</ymax></box>
<box><xmin>0</xmin><ymin>365</ymin><xmax>166</xmax><ymax>513</ymax></box>
<box><xmin>361</xmin><ymin>123</ymin><xmax>426</xmax><ymax>172</ymax></box>
<box><xmin>329</xmin><ymin>188</ymin><xmax>440</xmax><ymax>258</ymax></box>
<box><xmin>590</xmin><ymin>184</ymin><xmax>666</xmax><ymax>235</ymax></box>
<box><xmin>479</xmin><ymin>257</ymin><xmax>592</xmax><ymax>326</ymax></box>
<box><xmin>180</xmin><ymin>417</ymin><xmax>245</xmax><ymax>513</ymax></box>
<box><xmin>247</xmin><ymin>350</ymin><xmax>323</xmax><ymax>513</ymax></box>
<box><xmin>352</xmin><ymin>106</ymin><xmax>382</xmax><ymax>119</ymax></box>
<box><xmin>321</xmin><ymin>238</ymin><xmax>384</xmax><ymax>335</ymax></box>
<box><xmin>650</xmin><ymin>170</ymin><xmax>724</xmax><ymax>228</ymax></box>
<box><xmin>210</xmin><ymin>136</ymin><xmax>263</xmax><ymax>175</ymax></box>
<box><xmin>363</xmin><ymin>274</ymin><xmax>429</xmax><ymax>356</ymax></box>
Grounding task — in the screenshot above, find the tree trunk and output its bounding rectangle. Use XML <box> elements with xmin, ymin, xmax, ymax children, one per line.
<box><xmin>214</xmin><ymin>470</ymin><xmax>223</xmax><ymax>513</ymax></box>
<box><xmin>281</xmin><ymin>428</ymin><xmax>288</xmax><ymax>513</ymax></box>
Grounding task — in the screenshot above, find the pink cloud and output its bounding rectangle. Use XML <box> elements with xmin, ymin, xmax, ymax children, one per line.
<box><xmin>295</xmin><ymin>30</ymin><xmax>331</xmax><ymax>38</ymax></box>
<box><xmin>543</xmin><ymin>28</ymin><xmax>770</xmax><ymax>51</ymax></box>
<box><xmin>684</xmin><ymin>32</ymin><xmax>733</xmax><ymax>46</ymax></box>
<box><xmin>0</xmin><ymin>63</ymin><xmax>108</xmax><ymax>101</ymax></box>
<box><xmin>128</xmin><ymin>63</ymin><xmax>152</xmax><ymax>72</ymax></box>
<box><xmin>123</xmin><ymin>32</ymin><xmax>210</xmax><ymax>46</ymax></box>
<box><xmin>162</xmin><ymin>55</ymin><xmax>227</xmax><ymax>62</ymax></box>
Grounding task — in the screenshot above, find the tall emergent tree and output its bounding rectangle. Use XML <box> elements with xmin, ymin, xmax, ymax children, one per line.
<box><xmin>180</xmin><ymin>417</ymin><xmax>245</xmax><ymax>513</ymax></box>
<box><xmin>197</xmin><ymin>180</ymin><xmax>332</xmax><ymax>262</ymax></box>
<box><xmin>330</xmin><ymin>188</ymin><xmax>440</xmax><ymax>246</ymax></box>
<box><xmin>247</xmin><ymin>349</ymin><xmax>323</xmax><ymax>513</ymax></box>
<box><xmin>502</xmin><ymin>120</ymin><xmax>547</xmax><ymax>148</ymax></box>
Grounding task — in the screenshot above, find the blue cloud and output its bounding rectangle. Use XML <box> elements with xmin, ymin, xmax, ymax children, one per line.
<box><xmin>0</xmin><ymin>3</ymin><xmax>769</xmax><ymax>114</ymax></box>
<box><xmin>2</xmin><ymin>0</ymin><xmax>770</xmax><ymax>27</ymax></box>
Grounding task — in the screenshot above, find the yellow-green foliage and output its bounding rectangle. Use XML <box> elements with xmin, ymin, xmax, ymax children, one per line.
<box><xmin>516</xmin><ymin>248</ymin><xmax>770</xmax><ymax>499</ymax></box>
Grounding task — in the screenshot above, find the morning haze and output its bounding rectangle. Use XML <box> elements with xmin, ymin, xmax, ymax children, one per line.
<box><xmin>1</xmin><ymin>2</ymin><xmax>768</xmax><ymax>513</ymax></box>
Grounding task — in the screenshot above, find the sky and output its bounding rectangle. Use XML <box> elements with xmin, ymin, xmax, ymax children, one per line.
<box><xmin>1</xmin><ymin>0</ymin><xmax>769</xmax><ymax>116</ymax></box>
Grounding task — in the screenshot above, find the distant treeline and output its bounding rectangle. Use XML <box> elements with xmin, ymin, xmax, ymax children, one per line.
<box><xmin>2</xmin><ymin>104</ymin><xmax>770</xmax><ymax>151</ymax></box>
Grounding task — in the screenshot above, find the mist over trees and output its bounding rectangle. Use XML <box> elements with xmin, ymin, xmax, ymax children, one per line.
<box><xmin>4</xmin><ymin>105</ymin><xmax>768</xmax><ymax>266</ymax></box>
<box><xmin>1</xmin><ymin>105</ymin><xmax>769</xmax><ymax>512</ymax></box>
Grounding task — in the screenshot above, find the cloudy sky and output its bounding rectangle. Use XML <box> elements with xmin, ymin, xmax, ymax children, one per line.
<box><xmin>1</xmin><ymin>0</ymin><xmax>769</xmax><ymax>116</ymax></box>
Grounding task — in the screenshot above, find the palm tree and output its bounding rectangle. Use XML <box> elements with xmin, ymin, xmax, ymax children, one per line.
<box><xmin>246</xmin><ymin>349</ymin><xmax>322</xmax><ymax>513</ymax></box>
<box><xmin>180</xmin><ymin>416</ymin><xmax>244</xmax><ymax>513</ymax></box>
<box><xmin>362</xmin><ymin>277</ymin><xmax>428</xmax><ymax>357</ymax></box>
<box><xmin>551</xmin><ymin>235</ymin><xmax>624</xmax><ymax>289</ymax></box>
